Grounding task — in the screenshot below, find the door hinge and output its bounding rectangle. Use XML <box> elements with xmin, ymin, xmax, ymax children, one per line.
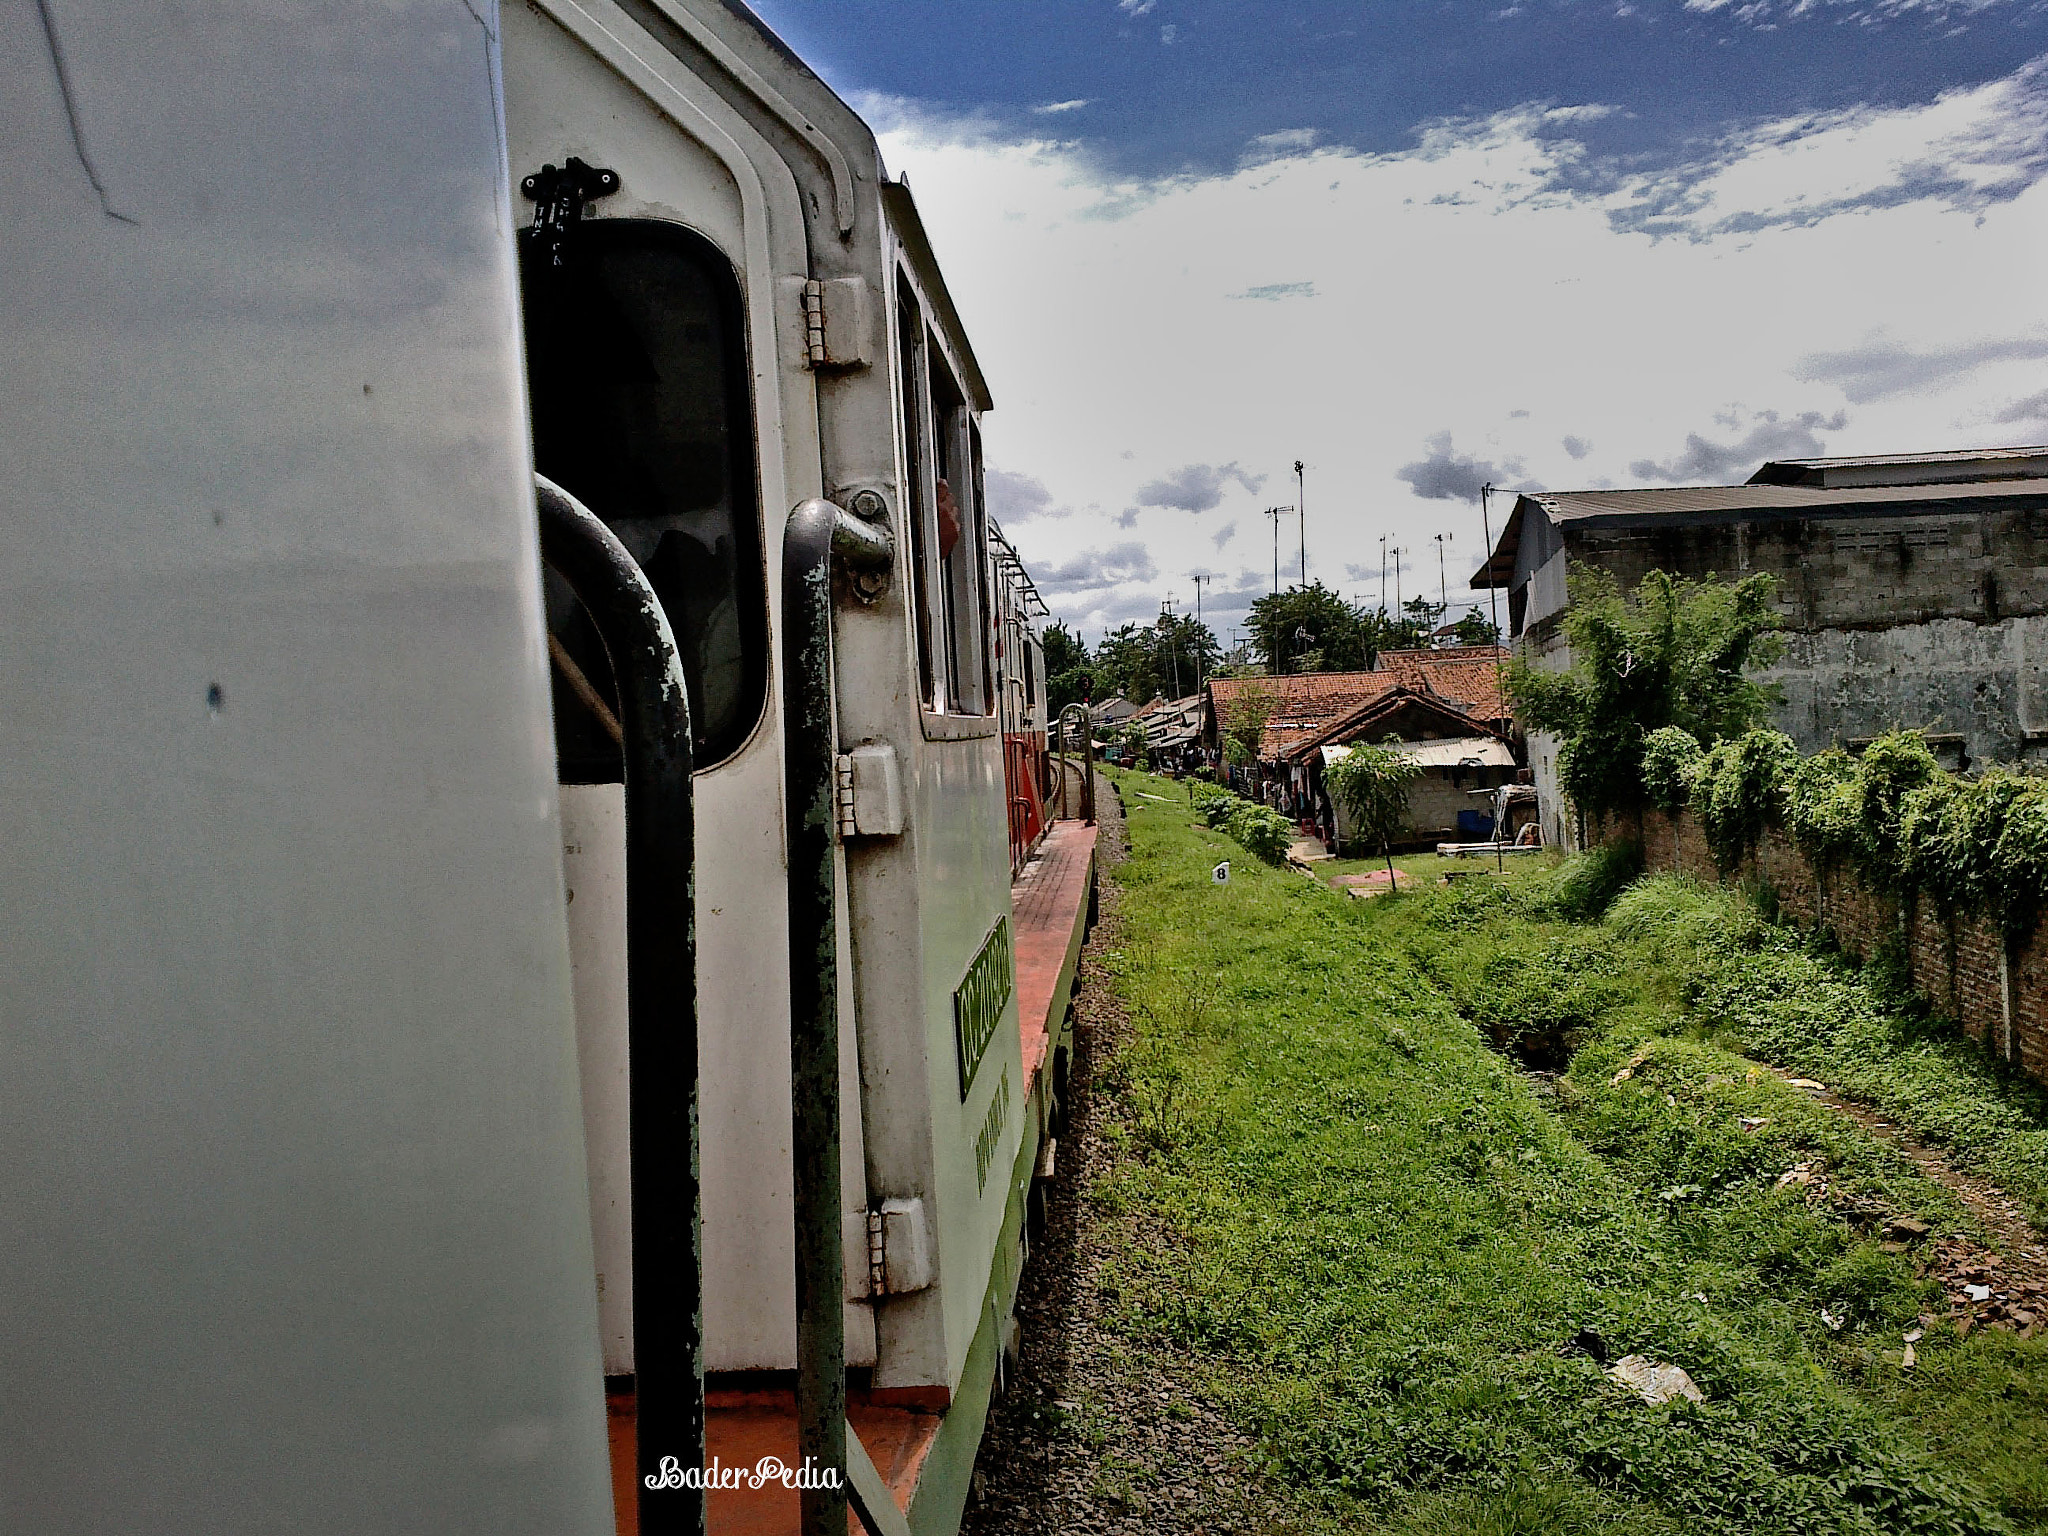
<box><xmin>858</xmin><ymin>1197</ymin><xmax>933</xmax><ymax>1298</ymax></box>
<box><xmin>797</xmin><ymin>276</ymin><xmax>873</xmax><ymax>369</ymax></box>
<box><xmin>865</xmin><ymin>1209</ymin><xmax>887</xmax><ymax>1299</ymax></box>
<box><xmin>833</xmin><ymin>752</ymin><xmax>858</xmax><ymax>838</ymax></box>
<box><xmin>802</xmin><ymin>279</ymin><xmax>828</xmax><ymax>367</ymax></box>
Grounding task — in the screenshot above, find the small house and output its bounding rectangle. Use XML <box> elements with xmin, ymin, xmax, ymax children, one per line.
<box><xmin>1282</xmin><ymin>688</ymin><xmax>1517</xmax><ymax>851</ymax></box>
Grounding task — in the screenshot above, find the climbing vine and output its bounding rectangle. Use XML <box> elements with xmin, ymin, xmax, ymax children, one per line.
<box><xmin>1641</xmin><ymin>725</ymin><xmax>1706</xmax><ymax>814</ymax></box>
<box><xmin>1691</xmin><ymin>729</ymin><xmax>1799</xmax><ymax>873</ymax></box>
<box><xmin>1659</xmin><ymin>723</ymin><xmax>2048</xmax><ymax>943</ymax></box>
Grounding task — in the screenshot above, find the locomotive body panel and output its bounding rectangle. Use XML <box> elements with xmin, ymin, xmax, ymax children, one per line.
<box><xmin>0</xmin><ymin>6</ymin><xmax>615</xmax><ymax>1531</ymax></box>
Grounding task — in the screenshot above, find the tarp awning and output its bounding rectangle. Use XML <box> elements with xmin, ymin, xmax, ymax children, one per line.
<box><xmin>1321</xmin><ymin>736</ymin><xmax>1515</xmax><ymax>770</ymax></box>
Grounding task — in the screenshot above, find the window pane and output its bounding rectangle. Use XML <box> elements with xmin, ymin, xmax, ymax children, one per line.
<box><xmin>929</xmin><ymin>351</ymin><xmax>986</xmax><ymax>714</ymax></box>
<box><xmin>521</xmin><ymin>220</ymin><xmax>767</xmax><ymax>777</ymax></box>
<box><xmin>897</xmin><ymin>293</ymin><xmax>936</xmax><ymax>706</ymax></box>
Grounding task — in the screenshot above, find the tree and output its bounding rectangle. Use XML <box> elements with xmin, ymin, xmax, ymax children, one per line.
<box><xmin>1359</xmin><ymin>603</ymin><xmax>1434</xmax><ymax>657</ymax></box>
<box><xmin>1221</xmin><ymin>683</ymin><xmax>1274</xmax><ymax>766</ymax></box>
<box><xmin>1040</xmin><ymin>620</ymin><xmax>1094</xmax><ymax>715</ymax></box>
<box><xmin>1509</xmin><ymin>567</ymin><xmax>1784</xmax><ymax>823</ymax></box>
<box><xmin>1247</xmin><ymin>582</ymin><xmax>1376</xmax><ymax>673</ymax></box>
<box><xmin>1401</xmin><ymin>595</ymin><xmax>1446</xmax><ymax>640</ymax></box>
<box><xmin>1041</xmin><ymin>620</ymin><xmax>1086</xmax><ymax>676</ymax></box>
<box><xmin>1323</xmin><ymin>740</ymin><xmax>1422</xmax><ymax>880</ymax></box>
<box><xmin>1448</xmin><ymin>606</ymin><xmax>1500</xmax><ymax>647</ymax></box>
<box><xmin>1092</xmin><ymin>615</ymin><xmax>1218</xmax><ymax>702</ymax></box>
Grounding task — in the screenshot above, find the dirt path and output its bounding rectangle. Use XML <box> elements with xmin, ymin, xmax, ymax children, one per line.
<box><xmin>962</xmin><ymin>780</ymin><xmax>1313</xmax><ymax>1536</ymax></box>
<box><xmin>1768</xmin><ymin>1068</ymin><xmax>2048</xmax><ymax>1339</ymax></box>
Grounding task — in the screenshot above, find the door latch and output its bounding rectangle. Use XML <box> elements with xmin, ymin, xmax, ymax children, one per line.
<box><xmin>520</xmin><ymin>157</ymin><xmax>620</xmax><ymax>269</ymax></box>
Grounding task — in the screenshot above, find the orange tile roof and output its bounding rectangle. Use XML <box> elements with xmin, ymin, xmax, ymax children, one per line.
<box><xmin>1281</xmin><ymin>687</ymin><xmax>1499</xmax><ymax>763</ymax></box>
<box><xmin>1376</xmin><ymin>647</ymin><xmax>1510</xmax><ymax>722</ymax></box>
<box><xmin>1206</xmin><ymin>648</ymin><xmax>1511</xmax><ymax>760</ymax></box>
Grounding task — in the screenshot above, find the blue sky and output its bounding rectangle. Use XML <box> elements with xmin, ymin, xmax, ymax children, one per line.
<box><xmin>749</xmin><ymin>0</ymin><xmax>2048</xmax><ymax>649</ymax></box>
<box><xmin>757</xmin><ymin>0</ymin><xmax>2046</xmax><ymax>178</ymax></box>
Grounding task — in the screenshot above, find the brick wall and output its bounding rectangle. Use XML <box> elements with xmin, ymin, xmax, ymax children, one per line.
<box><xmin>1618</xmin><ymin>808</ymin><xmax>2048</xmax><ymax>1085</ymax></box>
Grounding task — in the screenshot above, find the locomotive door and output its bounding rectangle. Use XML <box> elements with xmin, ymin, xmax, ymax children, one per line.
<box><xmin>502</xmin><ymin>2</ymin><xmax>876</xmax><ymax>1375</ymax></box>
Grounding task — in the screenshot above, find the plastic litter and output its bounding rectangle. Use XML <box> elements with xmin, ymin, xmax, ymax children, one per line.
<box><xmin>1606</xmin><ymin>1355</ymin><xmax>1705</xmax><ymax>1405</ymax></box>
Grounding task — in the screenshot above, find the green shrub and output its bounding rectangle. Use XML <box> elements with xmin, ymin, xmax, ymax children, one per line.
<box><xmin>1604</xmin><ymin>873</ymin><xmax>1762</xmax><ymax>959</ymax></box>
<box><xmin>1641</xmin><ymin>726</ymin><xmax>1705</xmax><ymax>814</ymax></box>
<box><xmin>1692</xmin><ymin>729</ymin><xmax>1797</xmax><ymax>873</ymax></box>
<box><xmin>1900</xmin><ymin>771</ymin><xmax>2048</xmax><ymax>940</ymax></box>
<box><xmin>1418</xmin><ymin>874</ymin><xmax>1530</xmax><ymax>932</ymax></box>
<box><xmin>1533</xmin><ymin>840</ymin><xmax>1645</xmax><ymax>922</ymax></box>
<box><xmin>1192</xmin><ymin>785</ymin><xmax>1236</xmax><ymax>828</ymax></box>
<box><xmin>1784</xmin><ymin>747</ymin><xmax>1861</xmax><ymax>865</ymax></box>
<box><xmin>1225</xmin><ymin>800</ymin><xmax>1294</xmax><ymax>864</ymax></box>
<box><xmin>1455</xmin><ymin>933</ymin><xmax>1633</xmax><ymax>1059</ymax></box>
<box><xmin>1849</xmin><ymin>731</ymin><xmax>1940</xmax><ymax>887</ymax></box>
<box><xmin>1990</xmin><ymin>783</ymin><xmax>2048</xmax><ymax>940</ymax></box>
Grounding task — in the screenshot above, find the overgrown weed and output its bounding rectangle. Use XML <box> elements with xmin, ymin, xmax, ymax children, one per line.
<box><xmin>1094</xmin><ymin>769</ymin><xmax>2047</xmax><ymax>1535</ymax></box>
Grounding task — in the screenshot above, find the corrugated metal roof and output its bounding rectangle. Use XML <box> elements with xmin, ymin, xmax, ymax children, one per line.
<box><xmin>1529</xmin><ymin>477</ymin><xmax>2048</xmax><ymax>522</ymax></box>
<box><xmin>1321</xmin><ymin>737</ymin><xmax>1513</xmax><ymax>769</ymax></box>
<box><xmin>1751</xmin><ymin>445</ymin><xmax>2048</xmax><ymax>477</ymax></box>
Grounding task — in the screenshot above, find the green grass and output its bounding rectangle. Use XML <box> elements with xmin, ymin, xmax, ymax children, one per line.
<box><xmin>1094</xmin><ymin>768</ymin><xmax>2048</xmax><ymax>1535</ymax></box>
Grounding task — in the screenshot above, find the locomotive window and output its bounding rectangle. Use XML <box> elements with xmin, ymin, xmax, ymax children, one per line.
<box><xmin>897</xmin><ymin>291</ymin><xmax>936</xmax><ymax>706</ymax></box>
<box><xmin>930</xmin><ymin>346</ymin><xmax>989</xmax><ymax>714</ymax></box>
<box><xmin>970</xmin><ymin>420</ymin><xmax>995</xmax><ymax>712</ymax></box>
<box><xmin>521</xmin><ymin>219</ymin><xmax>767</xmax><ymax>779</ymax></box>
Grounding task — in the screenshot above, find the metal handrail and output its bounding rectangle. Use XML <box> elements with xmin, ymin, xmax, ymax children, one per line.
<box><xmin>534</xmin><ymin>476</ymin><xmax>703</xmax><ymax>1536</ymax></box>
<box><xmin>781</xmin><ymin>496</ymin><xmax>898</xmax><ymax>1536</ymax></box>
<box><xmin>1057</xmin><ymin>703</ymin><xmax>1095</xmax><ymax>824</ymax></box>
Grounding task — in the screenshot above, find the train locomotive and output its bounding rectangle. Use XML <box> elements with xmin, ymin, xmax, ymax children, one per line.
<box><xmin>2</xmin><ymin>3</ymin><xmax>1087</xmax><ymax>1534</ymax></box>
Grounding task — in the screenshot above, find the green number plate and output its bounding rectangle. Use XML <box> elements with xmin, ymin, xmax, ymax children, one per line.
<box><xmin>954</xmin><ymin>915</ymin><xmax>1013</xmax><ymax>1100</ymax></box>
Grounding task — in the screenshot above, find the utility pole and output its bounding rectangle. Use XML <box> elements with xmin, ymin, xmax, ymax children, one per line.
<box><xmin>1262</xmin><ymin>505</ymin><xmax>1290</xmax><ymax>595</ymax></box>
<box><xmin>1480</xmin><ymin>484</ymin><xmax>1503</xmax><ymax>647</ymax></box>
<box><xmin>1293</xmin><ymin>459</ymin><xmax>1306</xmax><ymax>588</ymax></box>
<box><xmin>1191</xmin><ymin>573</ymin><xmax>1213</xmax><ymax>690</ymax></box>
<box><xmin>1480</xmin><ymin>483</ymin><xmax>1506</xmax><ymax>873</ymax></box>
<box><xmin>1379</xmin><ymin>534</ymin><xmax>1389</xmax><ymax>614</ymax></box>
<box><xmin>1158</xmin><ymin>598</ymin><xmax>1181</xmax><ymax>700</ymax></box>
<box><xmin>1434</xmin><ymin>531</ymin><xmax>1453</xmax><ymax>625</ymax></box>
<box><xmin>1391</xmin><ymin>546</ymin><xmax>1407</xmax><ymax>616</ymax></box>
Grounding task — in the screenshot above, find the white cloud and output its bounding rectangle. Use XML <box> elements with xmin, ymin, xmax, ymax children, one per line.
<box><xmin>1133</xmin><ymin>461</ymin><xmax>1265</xmax><ymax>511</ymax></box>
<box><xmin>1033</xmin><ymin>99</ymin><xmax>1091</xmax><ymax>116</ymax></box>
<box><xmin>1627</xmin><ymin>407</ymin><xmax>1849</xmax><ymax>482</ymax></box>
<box><xmin>875</xmin><ymin>55</ymin><xmax>2048</xmax><ymax>636</ymax></box>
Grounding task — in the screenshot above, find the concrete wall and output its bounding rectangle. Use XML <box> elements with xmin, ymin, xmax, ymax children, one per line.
<box><xmin>1564</xmin><ymin>502</ymin><xmax>2048</xmax><ymax>632</ymax></box>
<box><xmin>1627</xmin><ymin>808</ymin><xmax>2047</xmax><ymax>1088</ymax></box>
<box><xmin>1759</xmin><ymin>613</ymin><xmax>2048</xmax><ymax>769</ymax></box>
<box><xmin>1329</xmin><ymin>767</ymin><xmax>1513</xmax><ymax>849</ymax></box>
<box><xmin>1562</xmin><ymin>501</ymin><xmax>2048</xmax><ymax>772</ymax></box>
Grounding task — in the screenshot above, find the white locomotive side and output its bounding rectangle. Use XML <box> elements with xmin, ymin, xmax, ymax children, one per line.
<box><xmin>5</xmin><ymin>3</ymin><xmax>1085</xmax><ymax>1533</ymax></box>
<box><xmin>0</xmin><ymin>6</ymin><xmax>614</xmax><ymax>1532</ymax></box>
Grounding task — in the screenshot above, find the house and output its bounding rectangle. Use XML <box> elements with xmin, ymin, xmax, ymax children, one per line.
<box><xmin>1201</xmin><ymin>647</ymin><xmax>1514</xmax><ymax>827</ymax></box>
<box><xmin>1091</xmin><ymin>695</ymin><xmax>1140</xmax><ymax>731</ymax></box>
<box><xmin>1474</xmin><ymin>446</ymin><xmax>2048</xmax><ymax>848</ymax></box>
<box><xmin>1136</xmin><ymin>694</ymin><xmax>1205</xmax><ymax>772</ymax></box>
<box><xmin>1282</xmin><ymin>686</ymin><xmax>1518</xmax><ymax>851</ymax></box>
